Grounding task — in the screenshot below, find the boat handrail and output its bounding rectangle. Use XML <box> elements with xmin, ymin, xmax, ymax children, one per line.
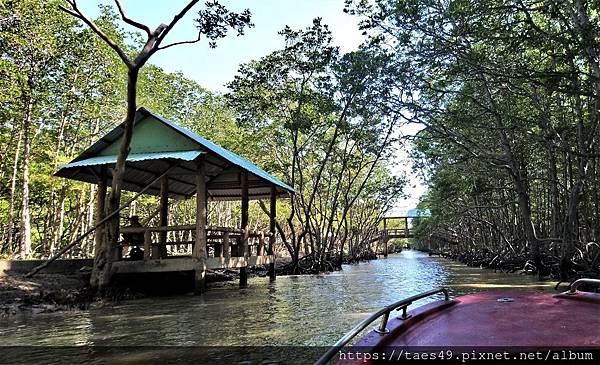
<box><xmin>314</xmin><ymin>288</ymin><xmax>449</xmax><ymax>365</ymax></box>
<box><xmin>568</xmin><ymin>278</ymin><xmax>600</xmax><ymax>294</ymax></box>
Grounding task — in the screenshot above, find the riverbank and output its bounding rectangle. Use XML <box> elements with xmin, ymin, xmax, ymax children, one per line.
<box><xmin>0</xmin><ymin>273</ymin><xmax>93</xmax><ymax>317</ymax></box>
<box><xmin>420</xmin><ymin>247</ymin><xmax>600</xmax><ymax>282</ymax></box>
<box><xmin>0</xmin><ymin>258</ymin><xmax>295</xmax><ymax>316</ymax></box>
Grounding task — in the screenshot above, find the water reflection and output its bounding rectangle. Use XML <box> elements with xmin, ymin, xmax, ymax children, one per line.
<box><xmin>0</xmin><ymin>250</ymin><xmax>555</xmax><ymax>347</ymax></box>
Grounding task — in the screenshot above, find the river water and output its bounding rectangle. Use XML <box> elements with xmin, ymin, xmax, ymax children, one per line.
<box><xmin>0</xmin><ymin>250</ymin><xmax>556</xmax><ymax>362</ymax></box>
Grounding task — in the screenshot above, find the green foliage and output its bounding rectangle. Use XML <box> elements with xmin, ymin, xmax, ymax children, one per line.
<box><xmin>227</xmin><ymin>19</ymin><xmax>404</xmax><ymax>269</ymax></box>
<box><xmin>350</xmin><ymin>0</ymin><xmax>600</xmax><ymax>277</ymax></box>
<box><xmin>0</xmin><ymin>2</ymin><xmax>249</xmax><ymax>258</ymax></box>
<box><xmin>0</xmin><ymin>2</ymin><xmax>404</xmax><ymax>267</ymax></box>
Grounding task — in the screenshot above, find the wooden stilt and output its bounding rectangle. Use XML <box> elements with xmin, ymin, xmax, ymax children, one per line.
<box><xmin>158</xmin><ymin>175</ymin><xmax>169</xmax><ymax>258</ymax></box>
<box><xmin>193</xmin><ymin>158</ymin><xmax>208</xmax><ymax>294</ymax></box>
<box><xmin>223</xmin><ymin>231</ymin><xmax>230</xmax><ymax>260</ymax></box>
<box><xmin>257</xmin><ymin>234</ymin><xmax>264</xmax><ymax>256</ymax></box>
<box><xmin>383</xmin><ymin>218</ymin><xmax>388</xmax><ymax>257</ymax></box>
<box><xmin>240</xmin><ymin>171</ymin><xmax>249</xmax><ymax>288</ymax></box>
<box><xmin>268</xmin><ymin>184</ymin><xmax>276</xmax><ymax>281</ymax></box>
<box><xmin>143</xmin><ymin>229</ymin><xmax>151</xmax><ymax>260</ymax></box>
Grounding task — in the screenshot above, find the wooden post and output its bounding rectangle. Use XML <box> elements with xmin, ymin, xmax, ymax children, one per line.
<box><xmin>404</xmin><ymin>217</ymin><xmax>409</xmax><ymax>237</ymax></box>
<box><xmin>214</xmin><ymin>242</ymin><xmax>223</xmax><ymax>257</ymax></box>
<box><xmin>143</xmin><ymin>229</ymin><xmax>151</xmax><ymax>261</ymax></box>
<box><xmin>158</xmin><ymin>175</ymin><xmax>169</xmax><ymax>258</ymax></box>
<box><xmin>268</xmin><ymin>185</ymin><xmax>276</xmax><ymax>281</ymax></box>
<box><xmin>257</xmin><ymin>233</ymin><xmax>264</xmax><ymax>256</ymax></box>
<box><xmin>223</xmin><ymin>231</ymin><xmax>230</xmax><ymax>261</ymax></box>
<box><xmin>240</xmin><ymin>171</ymin><xmax>249</xmax><ymax>288</ymax></box>
<box><xmin>383</xmin><ymin>218</ymin><xmax>388</xmax><ymax>257</ymax></box>
<box><xmin>193</xmin><ymin>158</ymin><xmax>208</xmax><ymax>294</ymax></box>
<box><xmin>94</xmin><ymin>167</ymin><xmax>107</xmax><ymax>258</ymax></box>
<box><xmin>384</xmin><ymin>233</ymin><xmax>389</xmax><ymax>257</ymax></box>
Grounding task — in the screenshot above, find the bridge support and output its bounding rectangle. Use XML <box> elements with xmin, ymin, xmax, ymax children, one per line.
<box><xmin>383</xmin><ymin>218</ymin><xmax>388</xmax><ymax>258</ymax></box>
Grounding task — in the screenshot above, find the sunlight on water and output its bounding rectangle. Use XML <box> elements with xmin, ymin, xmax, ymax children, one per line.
<box><xmin>0</xmin><ymin>250</ymin><xmax>556</xmax><ymax>348</ymax></box>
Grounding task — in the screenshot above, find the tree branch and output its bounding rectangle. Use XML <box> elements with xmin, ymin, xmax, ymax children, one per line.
<box><xmin>159</xmin><ymin>0</ymin><xmax>201</xmax><ymax>43</ymax></box>
<box><xmin>157</xmin><ymin>33</ymin><xmax>201</xmax><ymax>50</ymax></box>
<box><xmin>115</xmin><ymin>0</ymin><xmax>151</xmax><ymax>36</ymax></box>
<box><xmin>60</xmin><ymin>0</ymin><xmax>133</xmax><ymax>68</ymax></box>
<box><xmin>133</xmin><ymin>0</ymin><xmax>200</xmax><ymax>67</ymax></box>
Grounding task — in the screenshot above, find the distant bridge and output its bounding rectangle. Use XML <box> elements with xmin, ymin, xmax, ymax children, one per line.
<box><xmin>370</xmin><ymin>211</ymin><xmax>461</xmax><ymax>257</ymax></box>
<box><xmin>383</xmin><ymin>227</ymin><xmax>414</xmax><ymax>239</ymax></box>
<box><xmin>372</xmin><ymin>215</ymin><xmax>423</xmax><ymax>256</ymax></box>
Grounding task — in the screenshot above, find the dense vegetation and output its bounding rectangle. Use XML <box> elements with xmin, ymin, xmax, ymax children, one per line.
<box><xmin>348</xmin><ymin>0</ymin><xmax>600</xmax><ymax>280</ymax></box>
<box><xmin>0</xmin><ymin>1</ymin><xmax>401</xmax><ymax>273</ymax></box>
<box><xmin>3</xmin><ymin>0</ymin><xmax>598</xmax><ymax>282</ymax></box>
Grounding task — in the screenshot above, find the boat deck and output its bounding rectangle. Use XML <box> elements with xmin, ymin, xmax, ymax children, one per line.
<box><xmin>356</xmin><ymin>290</ymin><xmax>600</xmax><ymax>349</ymax></box>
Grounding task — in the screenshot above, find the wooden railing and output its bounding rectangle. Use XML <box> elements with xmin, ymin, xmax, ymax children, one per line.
<box><xmin>119</xmin><ymin>225</ymin><xmax>272</xmax><ymax>261</ymax></box>
<box><xmin>383</xmin><ymin>228</ymin><xmax>413</xmax><ymax>238</ymax></box>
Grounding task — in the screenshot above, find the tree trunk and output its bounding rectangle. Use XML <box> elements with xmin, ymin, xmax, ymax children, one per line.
<box><xmin>6</xmin><ymin>122</ymin><xmax>24</xmax><ymax>255</ymax></box>
<box><xmin>20</xmin><ymin>99</ymin><xmax>34</xmax><ymax>258</ymax></box>
<box><xmin>91</xmin><ymin>68</ymin><xmax>139</xmax><ymax>290</ymax></box>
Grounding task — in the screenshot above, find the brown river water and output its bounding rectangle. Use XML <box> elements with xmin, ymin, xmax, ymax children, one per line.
<box><xmin>0</xmin><ymin>250</ymin><xmax>557</xmax><ymax>363</ymax></box>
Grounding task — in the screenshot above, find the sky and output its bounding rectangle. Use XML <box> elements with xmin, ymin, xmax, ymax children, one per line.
<box><xmin>82</xmin><ymin>0</ymin><xmax>427</xmax><ymax>214</ymax></box>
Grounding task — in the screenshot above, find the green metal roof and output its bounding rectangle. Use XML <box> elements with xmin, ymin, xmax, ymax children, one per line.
<box><xmin>55</xmin><ymin>108</ymin><xmax>294</xmax><ymax>200</ymax></box>
<box><xmin>60</xmin><ymin>150</ymin><xmax>203</xmax><ymax>169</ymax></box>
<box><xmin>147</xmin><ymin>110</ymin><xmax>295</xmax><ymax>193</ymax></box>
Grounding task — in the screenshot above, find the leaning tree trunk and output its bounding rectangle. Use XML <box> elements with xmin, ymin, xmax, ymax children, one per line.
<box><xmin>91</xmin><ymin>68</ymin><xmax>139</xmax><ymax>290</ymax></box>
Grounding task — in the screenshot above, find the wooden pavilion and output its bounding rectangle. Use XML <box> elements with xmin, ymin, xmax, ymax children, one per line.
<box><xmin>55</xmin><ymin>107</ymin><xmax>294</xmax><ymax>293</ymax></box>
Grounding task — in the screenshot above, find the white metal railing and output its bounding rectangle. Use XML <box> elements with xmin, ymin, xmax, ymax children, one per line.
<box><xmin>315</xmin><ymin>288</ymin><xmax>449</xmax><ymax>365</ymax></box>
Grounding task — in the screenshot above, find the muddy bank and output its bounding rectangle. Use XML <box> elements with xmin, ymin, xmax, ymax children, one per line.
<box><xmin>0</xmin><ymin>273</ymin><xmax>93</xmax><ymax>317</ymax></box>
<box><xmin>0</xmin><ymin>259</ymin><xmax>294</xmax><ymax>317</ymax></box>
